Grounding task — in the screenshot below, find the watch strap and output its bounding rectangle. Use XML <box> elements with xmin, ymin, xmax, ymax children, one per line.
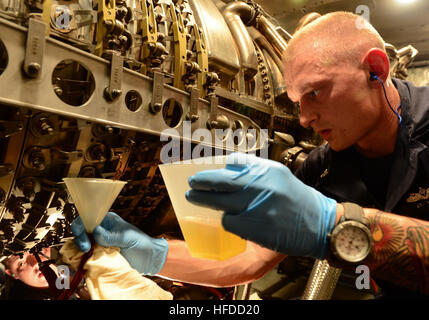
<box><xmin>341</xmin><ymin>202</ymin><xmax>368</xmax><ymax>226</ymax></box>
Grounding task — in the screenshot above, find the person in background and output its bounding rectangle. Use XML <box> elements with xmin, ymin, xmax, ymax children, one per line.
<box><xmin>1</xmin><ymin>248</ymin><xmax>89</xmax><ymax>299</ymax></box>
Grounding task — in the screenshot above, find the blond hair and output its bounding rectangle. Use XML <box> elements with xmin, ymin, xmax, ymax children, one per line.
<box><xmin>283</xmin><ymin>11</ymin><xmax>386</xmax><ymax>68</ymax></box>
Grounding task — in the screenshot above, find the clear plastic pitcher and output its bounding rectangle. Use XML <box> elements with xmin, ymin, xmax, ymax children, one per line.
<box><xmin>159</xmin><ymin>156</ymin><xmax>247</xmax><ymax>261</ymax></box>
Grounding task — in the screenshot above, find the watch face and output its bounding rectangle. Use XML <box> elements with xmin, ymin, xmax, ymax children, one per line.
<box><xmin>334</xmin><ymin>223</ymin><xmax>371</xmax><ymax>263</ymax></box>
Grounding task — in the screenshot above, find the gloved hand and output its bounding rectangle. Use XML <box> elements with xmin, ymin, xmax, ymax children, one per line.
<box><xmin>71</xmin><ymin>212</ymin><xmax>168</xmax><ymax>275</ymax></box>
<box><xmin>185</xmin><ymin>153</ymin><xmax>338</xmax><ymax>259</ymax></box>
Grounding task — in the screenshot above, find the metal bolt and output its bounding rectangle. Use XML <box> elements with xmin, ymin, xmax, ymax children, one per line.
<box><xmin>54</xmin><ymin>87</ymin><xmax>63</xmax><ymax>96</ymax></box>
<box><xmin>26</xmin><ymin>63</ymin><xmax>40</xmax><ymax>77</ymax></box>
<box><xmin>157</xmin><ymin>32</ymin><xmax>166</xmax><ymax>42</ymax></box>
<box><xmin>30</xmin><ymin>153</ymin><xmax>45</xmax><ymax>170</ymax></box>
<box><xmin>151</xmin><ymin>102</ymin><xmax>162</xmax><ymax>113</ymax></box>
<box><xmin>186</xmin><ymin>113</ymin><xmax>199</xmax><ymax>122</ymax></box>
<box><xmin>104</xmin><ymin>20</ymin><xmax>113</xmax><ymax>31</ymax></box>
<box><xmin>156</xmin><ymin>13</ymin><xmax>164</xmax><ymax>22</ymax></box>
<box><xmin>39</xmin><ymin>118</ymin><xmax>54</xmax><ymax>134</ymax></box>
<box><xmin>104</xmin><ymin>87</ymin><xmax>122</xmax><ymax>101</ymax></box>
<box><xmin>111</xmin><ymin>89</ymin><xmax>122</xmax><ymax>99</ymax></box>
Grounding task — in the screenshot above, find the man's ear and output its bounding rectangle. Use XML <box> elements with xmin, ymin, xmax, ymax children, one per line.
<box><xmin>362</xmin><ymin>48</ymin><xmax>390</xmax><ymax>82</ymax></box>
<box><xmin>5</xmin><ymin>269</ymin><xmax>13</xmax><ymax>277</ymax></box>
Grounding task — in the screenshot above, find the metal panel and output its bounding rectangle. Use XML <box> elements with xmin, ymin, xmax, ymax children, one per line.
<box><xmin>0</xmin><ymin>18</ymin><xmax>266</xmax><ymax>151</ymax></box>
<box><xmin>188</xmin><ymin>0</ymin><xmax>240</xmax><ymax>78</ymax></box>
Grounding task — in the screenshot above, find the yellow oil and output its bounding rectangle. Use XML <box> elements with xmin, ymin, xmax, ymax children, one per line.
<box><xmin>179</xmin><ymin>216</ymin><xmax>247</xmax><ymax>261</ymax></box>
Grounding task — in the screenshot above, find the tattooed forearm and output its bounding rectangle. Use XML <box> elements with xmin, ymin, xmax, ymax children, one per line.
<box><xmin>364</xmin><ymin>210</ymin><xmax>429</xmax><ymax>295</ymax></box>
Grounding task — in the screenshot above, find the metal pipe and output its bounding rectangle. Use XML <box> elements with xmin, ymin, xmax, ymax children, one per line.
<box><xmin>263</xmin><ymin>49</ymin><xmax>287</xmax><ymax>98</ymax></box>
<box><xmin>190</xmin><ymin>0</ymin><xmax>241</xmax><ymax>79</ymax></box>
<box><xmin>247</xmin><ymin>27</ymin><xmax>286</xmax><ymax>98</ymax></box>
<box><xmin>222</xmin><ymin>1</ymin><xmax>258</xmax><ymax>80</ymax></box>
<box><xmin>248</xmin><ymin>27</ymin><xmax>283</xmax><ymax>73</ymax></box>
<box><xmin>275</xmin><ymin>26</ymin><xmax>293</xmax><ymax>41</ymax></box>
<box><xmin>301</xmin><ymin>259</ymin><xmax>342</xmax><ymax>300</ymax></box>
<box><xmin>256</xmin><ymin>15</ymin><xmax>287</xmax><ymax>58</ymax></box>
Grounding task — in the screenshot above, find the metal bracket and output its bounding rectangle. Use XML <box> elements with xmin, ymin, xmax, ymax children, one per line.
<box><xmin>141</xmin><ymin>0</ymin><xmax>158</xmax><ymax>52</ymax></box>
<box><xmin>207</xmin><ymin>93</ymin><xmax>218</xmax><ymax>129</ymax></box>
<box><xmin>104</xmin><ymin>53</ymin><xmax>124</xmax><ymax>101</ymax></box>
<box><xmin>192</xmin><ymin>25</ymin><xmax>209</xmax><ymax>97</ymax></box>
<box><xmin>73</xmin><ymin>10</ymin><xmax>98</xmax><ymax>27</ymax></box>
<box><xmin>51</xmin><ymin>148</ymin><xmax>84</xmax><ymax>163</ymax></box>
<box><xmin>169</xmin><ymin>1</ymin><xmax>188</xmax><ymax>91</ymax></box>
<box><xmin>41</xmin><ymin>0</ymin><xmax>52</xmax><ymax>36</ymax></box>
<box><xmin>95</xmin><ymin>0</ymin><xmax>116</xmax><ymax>56</ymax></box>
<box><xmin>187</xmin><ymin>87</ymin><xmax>200</xmax><ymax>122</ymax></box>
<box><xmin>23</xmin><ymin>18</ymin><xmax>47</xmax><ymax>78</ymax></box>
<box><xmin>150</xmin><ymin>71</ymin><xmax>164</xmax><ymax>113</ymax></box>
<box><xmin>0</xmin><ymin>120</ymin><xmax>24</xmax><ymax>138</ymax></box>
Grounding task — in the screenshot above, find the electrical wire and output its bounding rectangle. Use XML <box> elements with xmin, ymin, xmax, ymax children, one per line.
<box><xmin>371</xmin><ymin>74</ymin><xmax>402</xmax><ymax>125</ymax></box>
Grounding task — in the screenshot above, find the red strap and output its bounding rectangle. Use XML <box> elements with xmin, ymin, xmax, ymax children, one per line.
<box><xmin>57</xmin><ymin>234</ymin><xmax>95</xmax><ymax>300</ymax></box>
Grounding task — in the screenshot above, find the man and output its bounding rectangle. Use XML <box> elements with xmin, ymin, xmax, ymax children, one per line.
<box><xmin>1</xmin><ymin>248</ymin><xmax>58</xmax><ymax>299</ymax></box>
<box><xmin>3</xmin><ymin>248</ymin><xmax>53</xmax><ymax>289</ymax></box>
<box><xmin>72</xmin><ymin>12</ymin><xmax>429</xmax><ymax>298</ymax></box>
<box><xmin>2</xmin><ymin>248</ymin><xmax>90</xmax><ymax>299</ymax></box>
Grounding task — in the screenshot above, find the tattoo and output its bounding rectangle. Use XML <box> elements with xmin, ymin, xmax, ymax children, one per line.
<box><xmin>404</xmin><ymin>223</ymin><xmax>429</xmax><ymax>285</ymax></box>
<box><xmin>371</xmin><ymin>213</ymin><xmax>403</xmax><ymax>263</ymax></box>
<box><xmin>367</xmin><ymin>212</ymin><xmax>429</xmax><ymax>295</ymax></box>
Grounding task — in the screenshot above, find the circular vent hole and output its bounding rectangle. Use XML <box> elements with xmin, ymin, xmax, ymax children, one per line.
<box><xmin>0</xmin><ymin>39</ymin><xmax>8</xmax><ymax>76</ymax></box>
<box><xmin>162</xmin><ymin>98</ymin><xmax>183</xmax><ymax>128</ymax></box>
<box><xmin>52</xmin><ymin>59</ymin><xmax>95</xmax><ymax>106</ymax></box>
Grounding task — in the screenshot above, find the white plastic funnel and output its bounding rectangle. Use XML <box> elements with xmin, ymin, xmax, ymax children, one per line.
<box><xmin>63</xmin><ymin>178</ymin><xmax>127</xmax><ymax>233</ymax></box>
<box><xmin>159</xmin><ymin>156</ymin><xmax>246</xmax><ymax>261</ymax></box>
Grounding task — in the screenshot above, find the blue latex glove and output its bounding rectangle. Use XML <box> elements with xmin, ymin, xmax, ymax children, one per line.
<box><xmin>185</xmin><ymin>153</ymin><xmax>338</xmax><ymax>259</ymax></box>
<box><xmin>71</xmin><ymin>212</ymin><xmax>168</xmax><ymax>275</ymax></box>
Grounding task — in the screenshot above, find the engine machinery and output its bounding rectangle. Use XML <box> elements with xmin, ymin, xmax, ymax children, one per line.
<box><xmin>0</xmin><ymin>0</ymin><xmax>418</xmax><ymax>299</ymax></box>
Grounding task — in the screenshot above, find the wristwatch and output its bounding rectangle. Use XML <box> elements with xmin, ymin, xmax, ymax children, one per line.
<box><xmin>328</xmin><ymin>202</ymin><xmax>373</xmax><ymax>264</ymax></box>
